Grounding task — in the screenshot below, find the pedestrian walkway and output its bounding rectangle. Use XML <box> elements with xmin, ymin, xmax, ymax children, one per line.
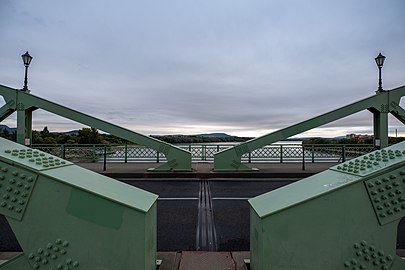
<box><xmin>77</xmin><ymin>161</ymin><xmax>338</xmax><ymax>179</ymax></box>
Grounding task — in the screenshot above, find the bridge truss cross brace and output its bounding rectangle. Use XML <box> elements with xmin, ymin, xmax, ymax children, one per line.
<box><xmin>214</xmin><ymin>85</ymin><xmax>405</xmax><ymax>171</ymax></box>
<box><xmin>0</xmin><ymin>84</ymin><xmax>192</xmax><ymax>171</ymax></box>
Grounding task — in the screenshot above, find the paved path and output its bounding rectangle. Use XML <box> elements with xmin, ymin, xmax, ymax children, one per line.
<box><xmin>77</xmin><ymin>161</ymin><xmax>338</xmax><ymax>178</ymax></box>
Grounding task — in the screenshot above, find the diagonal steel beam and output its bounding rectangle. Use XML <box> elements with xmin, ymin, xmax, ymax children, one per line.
<box><xmin>214</xmin><ymin>85</ymin><xmax>405</xmax><ymax>171</ymax></box>
<box><xmin>0</xmin><ymin>84</ymin><xmax>191</xmax><ymax>171</ymax></box>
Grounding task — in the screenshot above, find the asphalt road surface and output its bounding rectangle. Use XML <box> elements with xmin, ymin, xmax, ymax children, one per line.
<box><xmin>1</xmin><ymin>178</ymin><xmax>405</xmax><ymax>252</ymax></box>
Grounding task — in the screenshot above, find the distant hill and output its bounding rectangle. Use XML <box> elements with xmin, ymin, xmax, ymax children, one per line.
<box><xmin>194</xmin><ymin>133</ymin><xmax>234</xmax><ymax>138</ymax></box>
<box><xmin>0</xmin><ymin>125</ymin><xmax>16</xmax><ymax>133</ymax></box>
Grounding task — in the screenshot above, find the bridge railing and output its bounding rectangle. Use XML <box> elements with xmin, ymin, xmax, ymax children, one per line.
<box><xmin>32</xmin><ymin>143</ymin><xmax>375</xmax><ymax>163</ymax></box>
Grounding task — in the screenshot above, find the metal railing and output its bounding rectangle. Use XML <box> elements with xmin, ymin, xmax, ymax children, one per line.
<box><xmin>32</xmin><ymin>143</ymin><xmax>375</xmax><ymax>164</ymax></box>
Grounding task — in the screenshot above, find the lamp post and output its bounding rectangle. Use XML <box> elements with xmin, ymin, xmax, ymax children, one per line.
<box><xmin>374</xmin><ymin>52</ymin><xmax>386</xmax><ymax>92</ymax></box>
<box><xmin>21</xmin><ymin>51</ymin><xmax>33</xmax><ymax>92</ymax></box>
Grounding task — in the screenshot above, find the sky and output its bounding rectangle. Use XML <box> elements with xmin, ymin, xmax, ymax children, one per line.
<box><xmin>1</xmin><ymin>0</ymin><xmax>405</xmax><ymax>138</ymax></box>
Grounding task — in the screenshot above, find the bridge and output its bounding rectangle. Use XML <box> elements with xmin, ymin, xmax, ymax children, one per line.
<box><xmin>1</xmin><ymin>83</ymin><xmax>405</xmax><ymax>269</ymax></box>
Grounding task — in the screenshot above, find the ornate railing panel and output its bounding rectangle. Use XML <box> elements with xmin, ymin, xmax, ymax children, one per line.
<box><xmin>31</xmin><ymin>143</ymin><xmax>376</xmax><ymax>164</ymax></box>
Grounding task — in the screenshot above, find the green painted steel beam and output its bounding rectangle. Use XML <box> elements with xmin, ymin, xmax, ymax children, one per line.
<box><xmin>249</xmin><ymin>141</ymin><xmax>405</xmax><ymax>269</ymax></box>
<box><xmin>0</xmin><ymin>84</ymin><xmax>192</xmax><ymax>171</ymax></box>
<box><xmin>0</xmin><ymin>137</ymin><xmax>158</xmax><ymax>269</ymax></box>
<box><xmin>214</xmin><ymin>85</ymin><xmax>405</xmax><ymax>171</ymax></box>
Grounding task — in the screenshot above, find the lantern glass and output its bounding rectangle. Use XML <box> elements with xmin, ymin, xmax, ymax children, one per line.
<box><xmin>375</xmin><ymin>53</ymin><xmax>385</xmax><ymax>68</ymax></box>
<box><xmin>21</xmin><ymin>51</ymin><xmax>33</xmax><ymax>67</ymax></box>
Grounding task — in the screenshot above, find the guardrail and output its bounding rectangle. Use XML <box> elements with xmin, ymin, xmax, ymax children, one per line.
<box><xmin>32</xmin><ymin>143</ymin><xmax>375</xmax><ymax>164</ymax></box>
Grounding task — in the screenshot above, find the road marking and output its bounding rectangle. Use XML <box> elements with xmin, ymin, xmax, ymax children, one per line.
<box><xmin>212</xmin><ymin>197</ymin><xmax>250</xmax><ymax>200</ymax></box>
<box><xmin>158</xmin><ymin>197</ymin><xmax>198</xmax><ymax>200</ymax></box>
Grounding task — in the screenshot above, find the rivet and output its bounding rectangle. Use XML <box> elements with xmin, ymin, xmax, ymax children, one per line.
<box><xmin>14</xmin><ymin>190</ymin><xmax>20</xmax><ymax>195</ymax></box>
<box><xmin>1</xmin><ymin>167</ymin><xmax>8</xmax><ymax>172</ymax></box>
<box><xmin>65</xmin><ymin>258</ymin><xmax>72</xmax><ymax>265</ymax></box>
<box><xmin>396</xmin><ymin>190</ymin><xmax>402</xmax><ymax>195</ymax></box>
<box><xmin>399</xmin><ymin>197</ymin><xmax>405</xmax><ymax>202</ymax></box>
<box><xmin>0</xmin><ymin>202</ymin><xmax>6</xmax><ymax>207</ymax></box>
<box><xmin>374</xmin><ymin>198</ymin><xmax>381</xmax><ymax>203</ymax></box>
<box><xmin>353</xmin><ymin>243</ymin><xmax>360</xmax><ymax>249</ymax></box>
<box><xmin>62</xmin><ymin>241</ymin><xmax>69</xmax><ymax>247</ymax></box>
<box><xmin>51</xmin><ymin>254</ymin><xmax>57</xmax><ymax>260</ymax></box>
<box><xmin>6</xmin><ymin>187</ymin><xmax>12</xmax><ymax>192</ymax></box>
<box><xmin>53</xmin><ymin>246</ymin><xmax>59</xmax><ymax>252</ymax></box>
<box><xmin>387</xmin><ymin>210</ymin><xmax>394</xmax><ymax>215</ymax></box>
<box><xmin>57</xmin><ymin>263</ymin><xmax>63</xmax><ymax>269</ymax></box>
<box><xmin>393</xmin><ymin>182</ymin><xmax>400</xmax><ymax>186</ymax></box>
<box><xmin>384</xmin><ymin>203</ymin><xmax>391</xmax><ymax>208</ymax></box>
<box><xmin>42</xmin><ymin>258</ymin><xmax>48</xmax><ymax>264</ymax></box>
<box><xmin>21</xmin><ymin>192</ymin><xmax>28</xmax><ymax>198</ymax></box>
<box><xmin>377</xmin><ymin>206</ymin><xmax>384</xmax><ymax>210</ymax></box>
<box><xmin>8</xmin><ymin>205</ymin><xmax>14</xmax><ymax>210</ymax></box>
<box><xmin>382</xmin><ymin>266</ymin><xmax>388</xmax><ymax>270</ymax></box>
<box><xmin>386</xmin><ymin>255</ymin><xmax>393</xmax><ymax>261</ymax></box>
<box><xmin>371</xmin><ymin>191</ymin><xmax>378</xmax><ymax>196</ymax></box>
<box><xmin>24</xmin><ymin>185</ymin><xmax>31</xmax><ymax>190</ymax></box>
<box><xmin>3</xmin><ymin>194</ymin><xmax>10</xmax><ymax>199</ymax></box>
<box><xmin>390</xmin><ymin>175</ymin><xmax>396</xmax><ymax>179</ymax></box>
<box><xmin>356</xmin><ymin>251</ymin><xmax>363</xmax><ymax>257</ymax></box>
<box><xmin>47</xmin><ymin>243</ymin><xmax>53</xmax><ymax>249</ymax></box>
<box><xmin>8</xmin><ymin>179</ymin><xmax>15</xmax><ymax>184</ymax></box>
<box><xmin>20</xmin><ymin>174</ymin><xmax>26</xmax><ymax>179</ymax></box>
<box><xmin>55</xmin><ymin>238</ymin><xmax>62</xmax><ymax>244</ymax></box>
<box><xmin>351</xmin><ymin>258</ymin><xmax>357</xmax><ymax>265</ymax></box>
<box><xmin>44</xmin><ymin>251</ymin><xmax>50</xmax><ymax>257</ymax></box>
<box><xmin>386</xmin><ymin>185</ymin><xmax>392</xmax><ymax>190</ymax></box>
<box><xmin>37</xmin><ymin>248</ymin><xmax>43</xmax><ymax>254</ymax></box>
<box><xmin>11</xmin><ymin>197</ymin><xmax>17</xmax><ymax>203</ymax></box>
<box><xmin>27</xmin><ymin>177</ymin><xmax>34</xmax><ymax>182</ymax></box>
<box><xmin>72</xmin><ymin>261</ymin><xmax>79</xmax><ymax>268</ymax></box>
<box><xmin>392</xmin><ymin>200</ymin><xmax>398</xmax><ymax>205</ymax></box>
<box><xmin>60</xmin><ymin>249</ymin><xmax>67</xmax><ymax>255</ymax></box>
<box><xmin>383</xmin><ymin>177</ymin><xmax>389</xmax><ymax>182</ymax></box>
<box><xmin>28</xmin><ymin>253</ymin><xmax>34</xmax><ymax>259</ymax></box>
<box><xmin>35</xmin><ymin>256</ymin><xmax>41</xmax><ymax>262</ymax></box>
<box><xmin>16</xmin><ymin>182</ymin><xmax>23</xmax><ymax>187</ymax></box>
<box><xmin>12</xmin><ymin>171</ymin><xmax>18</xmax><ymax>176</ymax></box>
<box><xmin>33</xmin><ymin>263</ymin><xmax>39</xmax><ymax>269</ymax></box>
<box><xmin>380</xmin><ymin>258</ymin><xmax>386</xmax><ymax>264</ymax></box>
<box><xmin>402</xmin><ymin>205</ymin><xmax>405</xmax><ymax>209</ymax></box>
<box><xmin>364</xmin><ymin>255</ymin><xmax>371</xmax><ymax>261</ymax></box>
<box><xmin>0</xmin><ymin>176</ymin><xmax>4</xmax><ymax>180</ymax></box>
<box><xmin>395</xmin><ymin>207</ymin><xmax>401</xmax><ymax>212</ymax></box>
<box><xmin>373</xmin><ymin>260</ymin><xmax>379</xmax><ymax>265</ymax></box>
<box><xmin>15</xmin><ymin>208</ymin><xmax>22</xmax><ymax>213</ymax></box>
<box><xmin>389</xmin><ymin>192</ymin><xmax>395</xmax><ymax>197</ymax></box>
<box><xmin>378</xmin><ymin>188</ymin><xmax>385</xmax><ymax>193</ymax></box>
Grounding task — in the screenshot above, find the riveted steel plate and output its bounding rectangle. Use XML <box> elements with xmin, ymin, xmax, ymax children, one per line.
<box><xmin>343</xmin><ymin>240</ymin><xmax>393</xmax><ymax>269</ymax></box>
<box><xmin>0</xmin><ymin>138</ymin><xmax>72</xmax><ymax>171</ymax></box>
<box><xmin>331</xmin><ymin>147</ymin><xmax>405</xmax><ymax>177</ymax></box>
<box><xmin>364</xmin><ymin>167</ymin><xmax>405</xmax><ymax>225</ymax></box>
<box><xmin>0</xmin><ymin>160</ymin><xmax>38</xmax><ymax>220</ymax></box>
<box><xmin>26</xmin><ymin>238</ymin><xmax>80</xmax><ymax>269</ymax></box>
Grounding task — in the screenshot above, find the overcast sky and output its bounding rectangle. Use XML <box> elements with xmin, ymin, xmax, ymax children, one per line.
<box><xmin>1</xmin><ymin>0</ymin><xmax>405</xmax><ymax>138</ymax></box>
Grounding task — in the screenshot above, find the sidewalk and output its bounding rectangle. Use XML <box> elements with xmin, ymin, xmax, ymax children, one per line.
<box><xmin>77</xmin><ymin>161</ymin><xmax>338</xmax><ymax>179</ymax></box>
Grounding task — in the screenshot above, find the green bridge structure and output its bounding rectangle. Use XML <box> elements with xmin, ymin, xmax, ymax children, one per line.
<box><xmin>2</xmin><ymin>84</ymin><xmax>405</xmax><ymax>172</ymax></box>
<box><xmin>1</xmin><ymin>83</ymin><xmax>405</xmax><ymax>269</ymax></box>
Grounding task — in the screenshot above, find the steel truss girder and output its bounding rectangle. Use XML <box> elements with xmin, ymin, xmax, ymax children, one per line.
<box><xmin>214</xmin><ymin>85</ymin><xmax>405</xmax><ymax>171</ymax></box>
<box><xmin>0</xmin><ymin>84</ymin><xmax>191</xmax><ymax>171</ymax></box>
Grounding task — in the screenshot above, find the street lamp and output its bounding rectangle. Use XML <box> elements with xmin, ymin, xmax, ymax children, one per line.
<box><xmin>21</xmin><ymin>51</ymin><xmax>33</xmax><ymax>92</ymax></box>
<box><xmin>374</xmin><ymin>52</ymin><xmax>386</xmax><ymax>92</ymax></box>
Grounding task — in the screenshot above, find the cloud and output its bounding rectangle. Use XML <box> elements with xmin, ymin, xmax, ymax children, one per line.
<box><xmin>1</xmin><ymin>0</ymin><xmax>405</xmax><ymax>138</ymax></box>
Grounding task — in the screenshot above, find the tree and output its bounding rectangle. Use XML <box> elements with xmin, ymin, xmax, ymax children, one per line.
<box><xmin>78</xmin><ymin>127</ymin><xmax>101</xmax><ymax>144</ymax></box>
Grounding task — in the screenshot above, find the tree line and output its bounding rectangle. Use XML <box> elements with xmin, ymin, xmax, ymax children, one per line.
<box><xmin>0</xmin><ymin>127</ymin><xmax>251</xmax><ymax>145</ymax></box>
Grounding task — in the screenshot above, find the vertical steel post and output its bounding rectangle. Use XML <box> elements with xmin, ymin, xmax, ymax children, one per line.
<box><xmin>124</xmin><ymin>144</ymin><xmax>128</xmax><ymax>163</ymax></box>
<box><xmin>61</xmin><ymin>144</ymin><xmax>65</xmax><ymax>159</ymax></box>
<box><xmin>103</xmin><ymin>146</ymin><xmax>107</xmax><ymax>171</ymax></box>
<box><xmin>302</xmin><ymin>145</ymin><xmax>305</xmax><ymax>171</ymax></box>
<box><xmin>280</xmin><ymin>145</ymin><xmax>283</xmax><ymax>163</ymax></box>
<box><xmin>92</xmin><ymin>145</ymin><xmax>96</xmax><ymax>162</ymax></box>
<box><xmin>248</xmin><ymin>152</ymin><xmax>252</xmax><ymax>163</ymax></box>
<box><xmin>342</xmin><ymin>145</ymin><xmax>346</xmax><ymax>162</ymax></box>
<box><xmin>311</xmin><ymin>145</ymin><xmax>315</xmax><ymax>163</ymax></box>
